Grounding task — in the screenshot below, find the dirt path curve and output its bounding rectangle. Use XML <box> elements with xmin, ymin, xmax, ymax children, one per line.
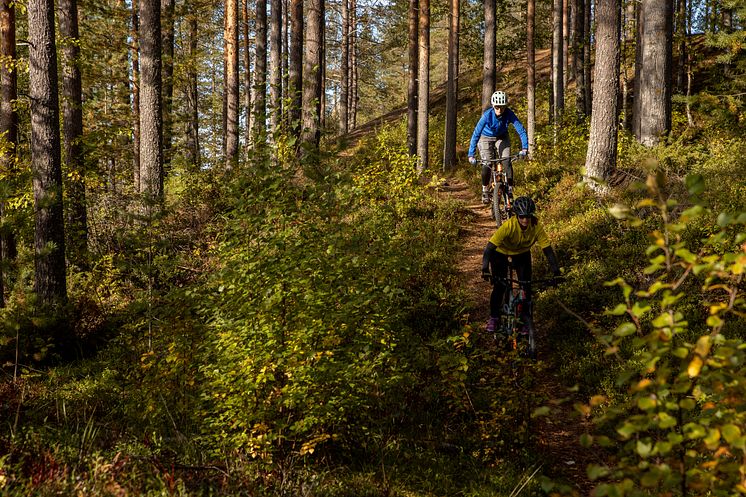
<box><xmin>440</xmin><ymin>178</ymin><xmax>596</xmax><ymax>496</ymax></box>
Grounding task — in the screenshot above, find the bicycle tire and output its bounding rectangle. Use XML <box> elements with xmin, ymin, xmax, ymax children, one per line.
<box><xmin>492</xmin><ymin>183</ymin><xmax>506</xmax><ymax>228</ymax></box>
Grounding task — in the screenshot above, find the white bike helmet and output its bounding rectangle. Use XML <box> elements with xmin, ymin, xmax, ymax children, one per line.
<box><xmin>491</xmin><ymin>90</ymin><xmax>508</xmax><ymax>107</ymax></box>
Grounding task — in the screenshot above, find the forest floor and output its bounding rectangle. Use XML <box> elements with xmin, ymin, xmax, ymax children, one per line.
<box><xmin>440</xmin><ymin>177</ymin><xmax>597</xmax><ymax>496</ymax></box>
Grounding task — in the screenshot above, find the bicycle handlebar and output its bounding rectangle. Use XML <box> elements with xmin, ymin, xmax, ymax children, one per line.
<box><xmin>479</xmin><ymin>154</ymin><xmax>522</xmax><ymax>164</ymax></box>
<box><xmin>492</xmin><ymin>275</ymin><xmax>565</xmax><ymax>287</ymax></box>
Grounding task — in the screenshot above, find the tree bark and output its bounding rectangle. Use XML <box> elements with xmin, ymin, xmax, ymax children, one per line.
<box><xmin>573</xmin><ymin>0</ymin><xmax>585</xmax><ymax>116</ymax></box>
<box><xmin>583</xmin><ymin>0</ymin><xmax>591</xmax><ymax>114</ymax></box>
<box><xmin>481</xmin><ymin>0</ymin><xmax>495</xmax><ymax>109</ymax></box>
<box><xmin>139</xmin><ymin>0</ymin><xmax>163</xmax><ymax>204</ymax></box>
<box><xmin>254</xmin><ymin>0</ymin><xmax>267</xmax><ymax>145</ymax></box>
<box><xmin>269</xmin><ymin>0</ymin><xmax>282</xmax><ymax>135</ymax></box>
<box><xmin>225</xmin><ymin>0</ymin><xmax>239</xmax><ymax>167</ymax></box>
<box><xmin>349</xmin><ymin>0</ymin><xmax>357</xmax><ymax>130</ymax></box>
<box><xmin>160</xmin><ymin>0</ymin><xmax>174</xmax><ymax>169</ymax></box>
<box><xmin>407</xmin><ymin>0</ymin><xmax>418</xmax><ymax>156</ymax></box>
<box><xmin>131</xmin><ymin>0</ymin><xmax>141</xmax><ymax>189</ymax></box>
<box><xmin>59</xmin><ymin>0</ymin><xmax>88</xmax><ymax>267</ymax></box>
<box><xmin>0</xmin><ymin>0</ymin><xmax>17</xmax><ymax>269</ymax></box>
<box><xmin>584</xmin><ymin>0</ymin><xmax>621</xmax><ymax>189</ymax></box>
<box><xmin>552</xmin><ymin>0</ymin><xmax>564</xmax><ymax>123</ymax></box>
<box><xmin>637</xmin><ymin>0</ymin><xmax>673</xmax><ymax>147</ymax></box>
<box><xmin>288</xmin><ymin>0</ymin><xmax>303</xmax><ymax>136</ymax></box>
<box><xmin>29</xmin><ymin>0</ymin><xmax>68</xmax><ymax>308</ymax></box>
<box><xmin>675</xmin><ymin>0</ymin><xmax>687</xmax><ymax>93</ymax></box>
<box><xmin>186</xmin><ymin>8</ymin><xmax>200</xmax><ymax>168</ymax></box>
<box><xmin>301</xmin><ymin>0</ymin><xmax>323</xmax><ymax>155</ymax></box>
<box><xmin>562</xmin><ymin>0</ymin><xmax>569</xmax><ymax>88</ymax></box>
<box><xmin>443</xmin><ymin>0</ymin><xmax>459</xmax><ymax>171</ymax></box>
<box><xmin>340</xmin><ymin>0</ymin><xmax>349</xmax><ymax>134</ymax></box>
<box><xmin>242</xmin><ymin>0</ymin><xmax>252</xmax><ymax>150</ymax></box>
<box><xmin>416</xmin><ymin>0</ymin><xmax>430</xmax><ymax>173</ymax></box>
<box><xmin>527</xmin><ymin>0</ymin><xmax>536</xmax><ymax>149</ymax></box>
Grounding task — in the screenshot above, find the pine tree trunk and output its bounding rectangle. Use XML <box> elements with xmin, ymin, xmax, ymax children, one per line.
<box><xmin>527</xmin><ymin>0</ymin><xmax>536</xmax><ymax>148</ymax></box>
<box><xmin>269</xmin><ymin>0</ymin><xmax>282</xmax><ymax>135</ymax></box>
<box><xmin>407</xmin><ymin>0</ymin><xmax>418</xmax><ymax>156</ymax></box>
<box><xmin>562</xmin><ymin>0</ymin><xmax>569</xmax><ymax>88</ymax></box>
<box><xmin>29</xmin><ymin>0</ymin><xmax>68</xmax><ymax>308</ymax></box>
<box><xmin>675</xmin><ymin>0</ymin><xmax>687</xmax><ymax>93</ymax></box>
<box><xmin>131</xmin><ymin>0</ymin><xmax>141</xmax><ymax>189</ymax></box>
<box><xmin>160</xmin><ymin>0</ymin><xmax>174</xmax><ymax>169</ymax></box>
<box><xmin>301</xmin><ymin>0</ymin><xmax>323</xmax><ymax>154</ymax></box>
<box><xmin>254</xmin><ymin>0</ymin><xmax>267</xmax><ymax>145</ymax></box>
<box><xmin>340</xmin><ymin>0</ymin><xmax>349</xmax><ymax>134</ymax></box>
<box><xmin>573</xmin><ymin>0</ymin><xmax>585</xmax><ymax>116</ymax></box>
<box><xmin>481</xmin><ymin>0</ymin><xmax>495</xmax><ymax>109</ymax></box>
<box><xmin>59</xmin><ymin>0</ymin><xmax>88</xmax><ymax>267</ymax></box>
<box><xmin>186</xmin><ymin>9</ymin><xmax>200</xmax><ymax>168</ymax></box>
<box><xmin>225</xmin><ymin>0</ymin><xmax>239</xmax><ymax>166</ymax></box>
<box><xmin>416</xmin><ymin>0</ymin><xmax>430</xmax><ymax>173</ymax></box>
<box><xmin>585</xmin><ymin>0</ymin><xmax>621</xmax><ymax>189</ymax></box>
<box><xmin>637</xmin><ymin>0</ymin><xmax>673</xmax><ymax>146</ymax></box>
<box><xmin>443</xmin><ymin>0</ymin><xmax>459</xmax><ymax>171</ymax></box>
<box><xmin>552</xmin><ymin>0</ymin><xmax>564</xmax><ymax>123</ymax></box>
<box><xmin>0</xmin><ymin>0</ymin><xmax>17</xmax><ymax>267</ymax></box>
<box><xmin>583</xmin><ymin>0</ymin><xmax>592</xmax><ymax>115</ymax></box>
<box><xmin>138</xmin><ymin>0</ymin><xmax>163</xmax><ymax>203</ymax></box>
<box><xmin>288</xmin><ymin>0</ymin><xmax>303</xmax><ymax>137</ymax></box>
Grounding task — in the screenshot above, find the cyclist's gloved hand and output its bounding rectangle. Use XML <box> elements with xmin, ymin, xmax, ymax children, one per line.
<box><xmin>519</xmin><ymin>149</ymin><xmax>528</xmax><ymax>158</ymax></box>
<box><xmin>468</xmin><ymin>156</ymin><xmax>477</xmax><ymax>165</ymax></box>
<box><xmin>481</xmin><ymin>266</ymin><xmax>492</xmax><ymax>282</ymax></box>
<box><xmin>551</xmin><ymin>268</ymin><xmax>563</xmax><ymax>287</ymax></box>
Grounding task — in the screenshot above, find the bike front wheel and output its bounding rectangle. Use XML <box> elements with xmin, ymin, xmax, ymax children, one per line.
<box><xmin>492</xmin><ymin>183</ymin><xmax>508</xmax><ymax>228</ymax></box>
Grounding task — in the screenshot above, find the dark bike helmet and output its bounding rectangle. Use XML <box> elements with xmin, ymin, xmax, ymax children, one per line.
<box><xmin>512</xmin><ymin>196</ymin><xmax>536</xmax><ymax>217</ymax></box>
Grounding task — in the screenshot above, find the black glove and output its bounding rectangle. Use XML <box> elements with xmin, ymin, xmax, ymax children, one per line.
<box><xmin>550</xmin><ymin>270</ymin><xmax>563</xmax><ymax>287</ymax></box>
<box><xmin>481</xmin><ymin>267</ymin><xmax>492</xmax><ymax>282</ymax></box>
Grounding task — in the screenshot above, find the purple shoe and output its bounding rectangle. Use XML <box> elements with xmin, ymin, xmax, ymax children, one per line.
<box><xmin>486</xmin><ymin>316</ymin><xmax>499</xmax><ymax>333</ymax></box>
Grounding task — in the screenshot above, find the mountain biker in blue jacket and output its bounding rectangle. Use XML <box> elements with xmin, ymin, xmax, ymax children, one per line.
<box><xmin>481</xmin><ymin>196</ymin><xmax>561</xmax><ymax>334</ymax></box>
<box><xmin>468</xmin><ymin>91</ymin><xmax>529</xmax><ymax>205</ymax></box>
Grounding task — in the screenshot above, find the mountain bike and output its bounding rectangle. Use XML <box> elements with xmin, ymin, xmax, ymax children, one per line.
<box><xmin>480</xmin><ymin>155</ymin><xmax>521</xmax><ymax>228</ymax></box>
<box><xmin>493</xmin><ymin>259</ymin><xmax>560</xmax><ymax>359</ymax></box>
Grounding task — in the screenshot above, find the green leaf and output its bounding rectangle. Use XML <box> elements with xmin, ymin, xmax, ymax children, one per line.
<box><xmin>658</xmin><ymin>412</ymin><xmax>678</xmax><ymax>429</ymax></box>
<box><xmin>684</xmin><ymin>422</ymin><xmax>707</xmax><ymax>439</ymax></box>
<box><xmin>672</xmin><ymin>347</ymin><xmax>690</xmax><ymax>358</ymax></box>
<box><xmin>636</xmin><ymin>440</ymin><xmax>653</xmax><ymax>457</ymax></box>
<box><xmin>637</xmin><ymin>396</ymin><xmax>657</xmax><ymax>410</ymax></box>
<box><xmin>722</xmin><ymin>424</ymin><xmax>742</xmax><ymax>444</ymax></box>
<box><xmin>580</xmin><ymin>433</ymin><xmax>593</xmax><ymax>447</ymax></box>
<box><xmin>588</xmin><ymin>465</ymin><xmax>610</xmax><ymax>481</ymax></box>
<box><xmin>617</xmin><ymin>422</ymin><xmax>637</xmax><ymax>439</ymax></box>
<box><xmin>654</xmin><ymin>440</ymin><xmax>673</xmax><ymax>455</ymax></box>
<box><xmin>607</xmin><ymin>303</ymin><xmax>628</xmax><ymax>316</ymax></box>
<box><xmin>614</xmin><ymin>322</ymin><xmax>638</xmax><ymax>337</ymax></box>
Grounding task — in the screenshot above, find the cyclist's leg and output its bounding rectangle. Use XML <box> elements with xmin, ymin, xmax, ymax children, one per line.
<box><xmin>477</xmin><ymin>136</ymin><xmax>497</xmax><ymax>187</ymax></box>
<box><xmin>496</xmin><ymin>138</ymin><xmax>513</xmax><ymax>187</ymax></box>
<box><xmin>490</xmin><ymin>251</ymin><xmax>509</xmax><ymax>321</ymax></box>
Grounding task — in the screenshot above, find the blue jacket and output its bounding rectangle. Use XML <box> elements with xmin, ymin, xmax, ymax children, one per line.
<box><xmin>468</xmin><ymin>107</ymin><xmax>529</xmax><ymax>158</ymax></box>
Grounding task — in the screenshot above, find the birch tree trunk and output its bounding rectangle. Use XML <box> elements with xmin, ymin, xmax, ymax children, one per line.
<box><xmin>416</xmin><ymin>0</ymin><xmax>430</xmax><ymax>173</ymax></box>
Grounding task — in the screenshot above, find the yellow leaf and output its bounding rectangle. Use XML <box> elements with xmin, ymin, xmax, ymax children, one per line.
<box><xmin>694</xmin><ymin>336</ymin><xmax>711</xmax><ymax>357</ymax></box>
<box><xmin>688</xmin><ymin>356</ymin><xmax>703</xmax><ymax>378</ymax></box>
<box><xmin>590</xmin><ymin>395</ymin><xmax>607</xmax><ymax>407</ymax></box>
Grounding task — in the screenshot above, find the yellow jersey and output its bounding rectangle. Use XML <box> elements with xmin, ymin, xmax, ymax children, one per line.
<box><xmin>488</xmin><ymin>215</ymin><xmax>551</xmax><ymax>255</ymax></box>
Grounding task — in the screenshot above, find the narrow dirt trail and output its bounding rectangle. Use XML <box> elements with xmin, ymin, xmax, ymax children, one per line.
<box><xmin>440</xmin><ymin>177</ymin><xmax>597</xmax><ymax>496</ymax></box>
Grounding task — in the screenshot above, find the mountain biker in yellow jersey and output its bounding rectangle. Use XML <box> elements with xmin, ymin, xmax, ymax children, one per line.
<box><xmin>468</xmin><ymin>91</ymin><xmax>529</xmax><ymax>205</ymax></box>
<box><xmin>481</xmin><ymin>196</ymin><xmax>561</xmax><ymax>333</ymax></box>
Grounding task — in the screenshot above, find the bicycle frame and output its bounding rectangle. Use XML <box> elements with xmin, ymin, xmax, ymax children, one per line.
<box><xmin>493</xmin><ymin>260</ymin><xmax>555</xmax><ymax>359</ymax></box>
<box><xmin>479</xmin><ymin>155</ymin><xmax>519</xmax><ymax>228</ymax></box>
